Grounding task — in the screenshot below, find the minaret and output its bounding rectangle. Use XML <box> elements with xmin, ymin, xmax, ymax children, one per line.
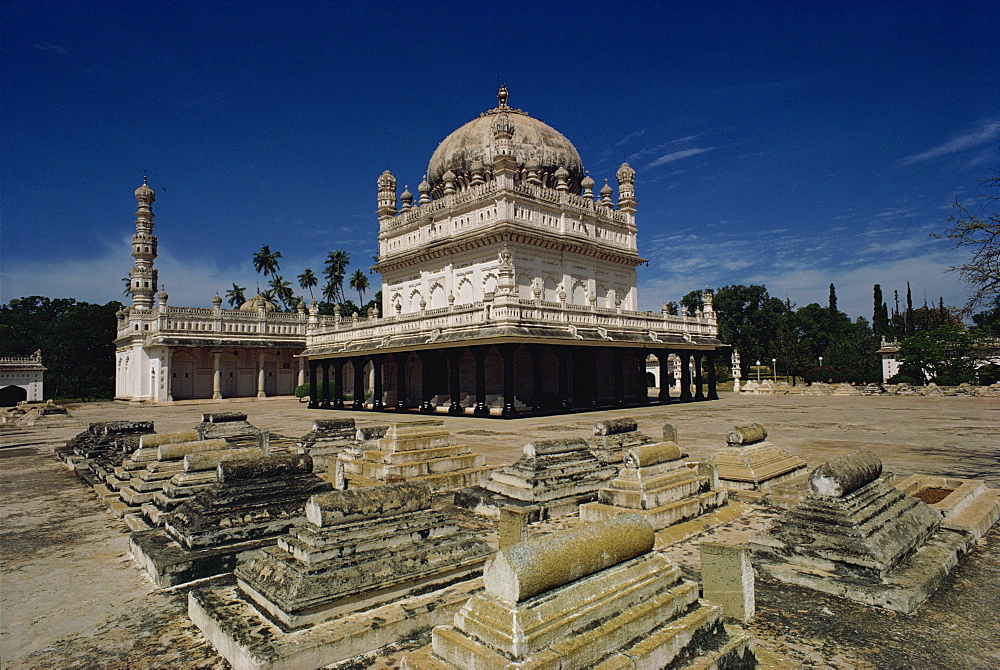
<box><xmin>129</xmin><ymin>176</ymin><xmax>158</xmax><ymax>309</ymax></box>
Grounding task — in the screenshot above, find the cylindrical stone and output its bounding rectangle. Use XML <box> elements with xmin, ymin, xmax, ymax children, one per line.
<box><xmin>593</xmin><ymin>418</ymin><xmax>638</xmax><ymax>436</ymax></box>
<box><xmin>624</xmin><ymin>442</ymin><xmax>683</xmax><ymax>468</ymax></box>
<box><xmin>725</xmin><ymin>423</ymin><xmax>767</xmax><ymax>446</ymax></box>
<box><xmin>217</xmin><ymin>453</ymin><xmax>312</xmax><ymax>483</ymax></box>
<box><xmin>523</xmin><ymin>438</ymin><xmax>588</xmax><ymax>458</ymax></box>
<box><xmin>808</xmin><ymin>448</ymin><xmax>882</xmax><ymax>498</ymax></box>
<box><xmin>200</xmin><ymin>412</ymin><xmax>247</xmax><ymax>423</ymax></box>
<box><xmin>484</xmin><ymin>513</ymin><xmax>654</xmax><ymax>603</ymax></box>
<box><xmin>306</xmin><ymin>481</ymin><xmax>431</xmax><ymax>527</ymax></box>
<box><xmin>139</xmin><ymin>430</ymin><xmax>200</xmax><ymax>449</ymax></box>
<box><xmin>184</xmin><ymin>447</ymin><xmax>262</xmax><ymax>473</ymax></box>
<box><xmin>157</xmin><ymin>438</ymin><xmax>227</xmax><ymax>461</ymax></box>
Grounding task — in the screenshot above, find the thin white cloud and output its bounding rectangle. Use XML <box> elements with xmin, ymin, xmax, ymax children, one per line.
<box><xmin>644</xmin><ymin>147</ymin><xmax>715</xmax><ymax>170</ymax></box>
<box><xmin>900</xmin><ymin>119</ymin><xmax>1000</xmax><ymax>165</ymax></box>
<box><xmin>32</xmin><ymin>42</ymin><xmax>70</xmax><ymax>56</ymax></box>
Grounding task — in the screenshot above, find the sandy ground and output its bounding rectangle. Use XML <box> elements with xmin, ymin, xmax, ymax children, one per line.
<box><xmin>1</xmin><ymin>393</ymin><xmax>998</xmax><ymax>669</ymax></box>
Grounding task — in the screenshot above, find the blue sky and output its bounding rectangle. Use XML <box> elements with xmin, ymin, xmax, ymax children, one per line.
<box><xmin>3</xmin><ymin>0</ymin><xmax>998</xmax><ymax>320</ymax></box>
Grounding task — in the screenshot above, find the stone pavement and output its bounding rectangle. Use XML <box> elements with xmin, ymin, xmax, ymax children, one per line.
<box><xmin>1</xmin><ymin>392</ymin><xmax>998</xmax><ymax>668</ymax></box>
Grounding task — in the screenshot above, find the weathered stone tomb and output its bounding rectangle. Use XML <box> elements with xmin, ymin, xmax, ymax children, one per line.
<box><xmin>335</xmin><ymin>420</ymin><xmax>489</xmax><ymax>491</ymax></box>
<box><xmin>60</xmin><ymin>420</ymin><xmax>156</xmax><ymax>486</ymax></box>
<box><xmin>750</xmin><ymin>448</ymin><xmax>971</xmax><ymax>613</ymax></box>
<box><xmin>403</xmin><ymin>513</ymin><xmax>756</xmax><ymax>669</ymax></box>
<box><xmin>189</xmin><ymin>482</ymin><xmax>492</xmax><ymax>670</ymax></box>
<box><xmin>579</xmin><ymin>440</ymin><xmax>728</xmax><ymax>531</ymax></box>
<box><xmin>708</xmin><ymin>423</ymin><xmax>808</xmax><ymax>497</ymax></box>
<box><xmin>586</xmin><ymin>417</ymin><xmax>653</xmax><ymax>464</ymax></box>
<box><xmin>130</xmin><ymin>453</ymin><xmax>332</xmax><ymax>587</ymax></box>
<box><xmin>455</xmin><ymin>436</ymin><xmax>617</xmax><ymax>521</ymax></box>
<box><xmin>295</xmin><ymin>417</ymin><xmax>358</xmax><ymax>471</ymax></box>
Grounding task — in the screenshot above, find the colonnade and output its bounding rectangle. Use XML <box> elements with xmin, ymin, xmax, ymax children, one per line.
<box><xmin>307</xmin><ymin>344</ymin><xmax>718</xmax><ymax>418</ymax></box>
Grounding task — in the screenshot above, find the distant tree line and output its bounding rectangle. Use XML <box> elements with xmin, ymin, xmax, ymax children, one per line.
<box><xmin>0</xmin><ymin>297</ymin><xmax>121</xmax><ymax>400</ymax></box>
<box><xmin>227</xmin><ymin>245</ymin><xmax>381</xmax><ymax>317</ymax></box>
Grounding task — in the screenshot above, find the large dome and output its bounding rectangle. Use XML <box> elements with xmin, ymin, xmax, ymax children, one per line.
<box><xmin>426</xmin><ymin>88</ymin><xmax>584</xmax><ymax>193</ymax></box>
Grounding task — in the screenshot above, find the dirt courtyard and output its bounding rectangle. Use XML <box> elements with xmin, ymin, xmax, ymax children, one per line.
<box><xmin>1</xmin><ymin>393</ymin><xmax>998</xmax><ymax>668</ymax></box>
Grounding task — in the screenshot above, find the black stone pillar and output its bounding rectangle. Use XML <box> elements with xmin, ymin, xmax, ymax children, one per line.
<box><xmin>707</xmin><ymin>351</ymin><xmax>719</xmax><ymax>400</ymax></box>
<box><xmin>635</xmin><ymin>350</ymin><xmax>649</xmax><ymax>405</ymax></box>
<box><xmin>418</xmin><ymin>350</ymin><xmax>435</xmax><ymax>413</ymax></box>
<box><xmin>526</xmin><ymin>344</ymin><xmax>544</xmax><ymax>414</ymax></box>
<box><xmin>320</xmin><ymin>361</ymin><xmax>331</xmax><ymax>409</ymax></box>
<box><xmin>694</xmin><ymin>353</ymin><xmax>705</xmax><ymax>400</ymax></box>
<box><xmin>448</xmin><ymin>349</ymin><xmax>464</xmax><ymax>415</ymax></box>
<box><xmin>352</xmin><ymin>357</ymin><xmax>366</xmax><ymax>410</ymax></box>
<box><xmin>332</xmin><ymin>359</ymin><xmax>345</xmax><ymax>409</ymax></box>
<box><xmin>371</xmin><ymin>355</ymin><xmax>385</xmax><ymax>410</ymax></box>
<box><xmin>472</xmin><ymin>346</ymin><xmax>489</xmax><ymax>416</ymax></box>
<box><xmin>308</xmin><ymin>359</ymin><xmax>319</xmax><ymax>409</ymax></box>
<box><xmin>557</xmin><ymin>347</ymin><xmax>571</xmax><ymax>411</ymax></box>
<box><xmin>679</xmin><ymin>352</ymin><xmax>692</xmax><ymax>401</ymax></box>
<box><xmin>612</xmin><ymin>348</ymin><xmax>625</xmax><ymax>406</ymax></box>
<box><xmin>588</xmin><ymin>348</ymin><xmax>599</xmax><ymax>408</ymax></box>
<box><xmin>499</xmin><ymin>343</ymin><xmax>518</xmax><ymax>418</ymax></box>
<box><xmin>393</xmin><ymin>351</ymin><xmax>409</xmax><ymax>412</ymax></box>
<box><xmin>656</xmin><ymin>351</ymin><xmax>671</xmax><ymax>403</ymax></box>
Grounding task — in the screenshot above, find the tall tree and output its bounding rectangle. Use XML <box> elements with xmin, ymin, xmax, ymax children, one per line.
<box><xmin>321</xmin><ymin>280</ymin><xmax>338</xmax><ymax>305</ymax></box>
<box><xmin>252</xmin><ymin>245</ymin><xmax>282</xmax><ymax>278</ymax></box>
<box><xmin>712</xmin><ymin>284</ymin><xmax>790</xmax><ymax>375</ymax></box>
<box><xmin>905</xmin><ymin>282</ymin><xmax>915</xmax><ymax>337</ymax></box>
<box><xmin>349</xmin><ymin>269</ymin><xmax>369</xmax><ymax>305</ymax></box>
<box><xmin>828</xmin><ymin>283</ymin><xmax>838</xmax><ymax>313</ymax></box>
<box><xmin>937</xmin><ymin>175</ymin><xmax>1000</xmax><ymax>312</ymax></box>
<box><xmin>872</xmin><ymin>284</ymin><xmax>889</xmax><ymax>339</ymax></box>
<box><xmin>323</xmin><ymin>250</ymin><xmax>350</xmax><ymax>303</ymax></box>
<box><xmin>297</xmin><ymin>268</ymin><xmax>318</xmax><ymax>300</ymax></box>
<box><xmin>225</xmin><ymin>283</ymin><xmax>246</xmax><ymax>308</ymax></box>
<box><xmin>679</xmin><ymin>290</ymin><xmax>704</xmax><ymax>317</ymax></box>
<box><xmin>268</xmin><ymin>275</ymin><xmax>294</xmax><ymax>310</ymax></box>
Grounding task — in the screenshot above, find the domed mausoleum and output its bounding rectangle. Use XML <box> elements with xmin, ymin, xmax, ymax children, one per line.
<box><xmin>302</xmin><ymin>87</ymin><xmax>723</xmax><ymax>416</ymax></box>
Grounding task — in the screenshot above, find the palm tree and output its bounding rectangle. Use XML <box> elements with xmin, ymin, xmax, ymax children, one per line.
<box><xmin>259</xmin><ymin>289</ymin><xmax>279</xmax><ymax>311</ymax></box>
<box><xmin>225</xmin><ymin>283</ymin><xmax>247</xmax><ymax>308</ymax></box>
<box><xmin>349</xmin><ymin>269</ymin><xmax>369</xmax><ymax>305</ymax></box>
<box><xmin>297</xmin><ymin>268</ymin><xmax>318</xmax><ymax>300</ymax></box>
<box><xmin>268</xmin><ymin>275</ymin><xmax>294</xmax><ymax>311</ymax></box>
<box><xmin>323</xmin><ymin>249</ymin><xmax>350</xmax><ymax>303</ymax></box>
<box><xmin>321</xmin><ymin>280</ymin><xmax>338</xmax><ymax>305</ymax></box>
<box><xmin>122</xmin><ymin>276</ymin><xmax>132</xmax><ymax>296</ymax></box>
<box><xmin>252</xmin><ymin>245</ymin><xmax>282</xmax><ymax>278</ymax></box>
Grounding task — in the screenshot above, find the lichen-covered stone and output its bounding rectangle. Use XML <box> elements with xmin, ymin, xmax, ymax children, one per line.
<box><xmin>725</xmin><ymin>423</ymin><xmax>767</xmax><ymax>446</ymax></box>
<box><xmin>523</xmin><ymin>437</ymin><xmax>588</xmax><ymax>457</ymax></box>
<box><xmin>138</xmin><ymin>430</ymin><xmax>199</xmax><ymax>449</ymax></box>
<box><xmin>485</xmin><ymin>513</ymin><xmax>654</xmax><ymax>603</ymax></box>
<box><xmin>202</xmin><ymin>412</ymin><xmax>247</xmax><ymax>423</ymax></box>
<box><xmin>217</xmin><ymin>454</ymin><xmax>312</xmax><ymax>483</ymax></box>
<box><xmin>808</xmin><ymin>447</ymin><xmax>882</xmax><ymax>497</ymax></box>
<box><xmin>593</xmin><ymin>417</ymin><xmax>638</xmax><ymax>436</ymax></box>
<box><xmin>624</xmin><ymin>441</ymin><xmax>683</xmax><ymax>468</ymax></box>
<box><xmin>157</xmin><ymin>438</ymin><xmax>227</xmax><ymax>461</ymax></box>
<box><xmin>306</xmin><ymin>482</ymin><xmax>431</xmax><ymax>527</ymax></box>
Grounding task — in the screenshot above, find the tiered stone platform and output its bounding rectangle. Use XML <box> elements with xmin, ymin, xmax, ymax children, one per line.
<box><xmin>130</xmin><ymin>454</ymin><xmax>332</xmax><ymax>587</ymax></box>
<box><xmin>189</xmin><ymin>482</ymin><xmax>493</xmax><ymax>670</ymax></box>
<box><xmin>751</xmin><ymin>449</ymin><xmax>971</xmax><ymax>613</ymax></box>
<box><xmin>403</xmin><ymin>514</ymin><xmax>756</xmax><ymax>669</ymax></box>
<box><xmin>296</xmin><ymin>418</ymin><xmax>358</xmax><ymax>472</ymax></box>
<box><xmin>139</xmin><ymin>445</ymin><xmax>264</xmax><ymax>528</ymax></box>
<box><xmin>336</xmin><ymin>420</ymin><xmax>489</xmax><ymax>491</ymax></box>
<box><xmin>455</xmin><ymin>437</ymin><xmax>617</xmax><ymax>521</ymax></box>
<box><xmin>586</xmin><ymin>417</ymin><xmax>653</xmax><ymax>464</ymax></box>
<box><xmin>58</xmin><ymin>421</ymin><xmax>155</xmax><ymax>487</ymax></box>
<box><xmin>580</xmin><ymin>441</ymin><xmax>729</xmax><ymax>535</ymax></box>
<box><xmin>708</xmin><ymin>423</ymin><xmax>808</xmax><ymax>499</ymax></box>
<box><xmin>894</xmin><ymin>474</ymin><xmax>1000</xmax><ymax>543</ymax></box>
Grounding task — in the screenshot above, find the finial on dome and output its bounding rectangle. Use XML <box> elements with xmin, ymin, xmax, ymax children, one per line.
<box><xmin>212</xmin><ymin>292</ymin><xmax>222</xmax><ymax>307</ymax></box>
<box><xmin>400</xmin><ymin>185</ymin><xmax>413</xmax><ymax>209</ymax></box>
<box><xmin>581</xmin><ymin>172</ymin><xmax>595</xmax><ymax>199</ymax></box>
<box><xmin>418</xmin><ymin>176</ymin><xmax>432</xmax><ymax>205</ymax></box>
<box><xmin>498</xmin><ymin>83</ymin><xmax>508</xmax><ymax>108</ymax></box>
